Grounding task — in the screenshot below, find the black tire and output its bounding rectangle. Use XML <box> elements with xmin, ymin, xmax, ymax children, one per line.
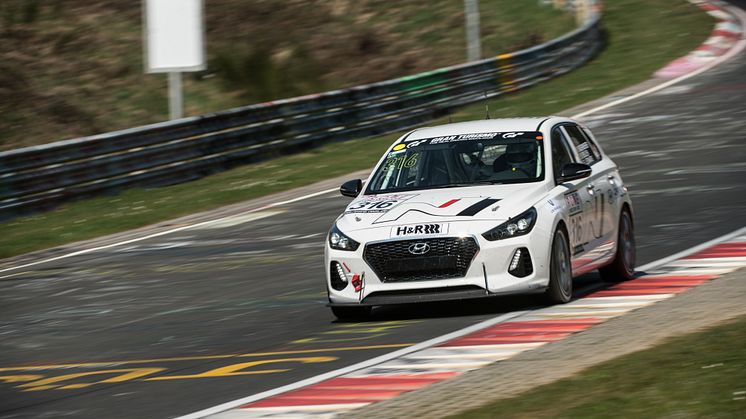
<box><xmin>331</xmin><ymin>306</ymin><xmax>372</xmax><ymax>320</ymax></box>
<box><xmin>545</xmin><ymin>227</ymin><xmax>573</xmax><ymax>304</ymax></box>
<box><xmin>599</xmin><ymin>209</ymin><xmax>636</xmax><ymax>282</ymax></box>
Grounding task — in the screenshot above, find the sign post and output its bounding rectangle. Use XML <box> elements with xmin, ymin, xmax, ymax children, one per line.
<box><xmin>464</xmin><ymin>0</ymin><xmax>482</xmax><ymax>62</ymax></box>
<box><xmin>167</xmin><ymin>72</ymin><xmax>183</xmax><ymax>120</ymax></box>
<box><xmin>144</xmin><ymin>0</ymin><xmax>205</xmax><ymax>120</ymax></box>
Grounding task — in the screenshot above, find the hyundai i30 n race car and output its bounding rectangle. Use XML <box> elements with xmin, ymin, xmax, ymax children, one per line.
<box><xmin>326</xmin><ymin>117</ymin><xmax>635</xmax><ymax>319</ymax></box>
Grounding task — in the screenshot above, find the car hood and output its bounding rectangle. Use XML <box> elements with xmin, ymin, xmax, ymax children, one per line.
<box><xmin>338</xmin><ymin>183</ymin><xmax>549</xmax><ymax>232</ymax></box>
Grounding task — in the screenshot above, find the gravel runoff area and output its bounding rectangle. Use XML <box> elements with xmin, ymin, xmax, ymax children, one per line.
<box><xmin>342</xmin><ymin>266</ymin><xmax>746</xmax><ymax>418</ymax></box>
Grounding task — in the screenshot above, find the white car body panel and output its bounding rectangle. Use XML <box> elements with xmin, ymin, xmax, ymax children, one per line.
<box><xmin>325</xmin><ymin>117</ymin><xmax>633</xmax><ymax>306</ymax></box>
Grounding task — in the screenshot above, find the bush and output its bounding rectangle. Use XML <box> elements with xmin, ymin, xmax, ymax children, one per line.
<box><xmin>210</xmin><ymin>45</ymin><xmax>325</xmax><ymax>102</ymax></box>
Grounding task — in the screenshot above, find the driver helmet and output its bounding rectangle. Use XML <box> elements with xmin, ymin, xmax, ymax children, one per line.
<box><xmin>504</xmin><ymin>142</ymin><xmax>537</xmax><ymax>174</ymax></box>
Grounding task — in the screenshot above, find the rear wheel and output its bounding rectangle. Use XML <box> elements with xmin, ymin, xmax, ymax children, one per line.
<box><xmin>331</xmin><ymin>305</ymin><xmax>371</xmax><ymax>320</ymax></box>
<box><xmin>600</xmin><ymin>209</ymin><xmax>636</xmax><ymax>282</ymax></box>
<box><xmin>545</xmin><ymin>227</ymin><xmax>572</xmax><ymax>304</ymax></box>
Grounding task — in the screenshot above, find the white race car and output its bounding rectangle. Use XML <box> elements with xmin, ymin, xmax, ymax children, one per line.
<box><xmin>325</xmin><ymin>117</ymin><xmax>635</xmax><ymax>319</ymax></box>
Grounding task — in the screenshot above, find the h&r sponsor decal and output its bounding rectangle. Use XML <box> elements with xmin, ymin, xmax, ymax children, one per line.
<box><xmin>391</xmin><ymin>223</ymin><xmax>449</xmax><ymax>237</ymax></box>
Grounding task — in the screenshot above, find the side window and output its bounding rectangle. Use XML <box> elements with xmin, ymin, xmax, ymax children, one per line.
<box><xmin>551</xmin><ymin>127</ymin><xmax>575</xmax><ymax>182</ymax></box>
<box><xmin>564</xmin><ymin>124</ymin><xmax>599</xmax><ymax>165</ymax></box>
<box><xmin>581</xmin><ymin>127</ymin><xmax>603</xmax><ymax>161</ymax></box>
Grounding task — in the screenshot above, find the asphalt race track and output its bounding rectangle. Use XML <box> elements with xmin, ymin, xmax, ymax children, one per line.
<box><xmin>1</xmin><ymin>4</ymin><xmax>746</xmax><ymax>417</ymax></box>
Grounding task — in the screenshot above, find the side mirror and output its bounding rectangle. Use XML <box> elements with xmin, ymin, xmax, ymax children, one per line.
<box><xmin>558</xmin><ymin>163</ymin><xmax>592</xmax><ymax>183</ymax></box>
<box><xmin>340</xmin><ymin>179</ymin><xmax>363</xmax><ymax>197</ymax></box>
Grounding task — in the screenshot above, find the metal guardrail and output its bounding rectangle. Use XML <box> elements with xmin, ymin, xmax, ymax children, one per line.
<box><xmin>0</xmin><ymin>10</ymin><xmax>602</xmax><ymax>220</ymax></box>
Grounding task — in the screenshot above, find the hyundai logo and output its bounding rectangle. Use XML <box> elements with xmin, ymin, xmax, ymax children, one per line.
<box><xmin>408</xmin><ymin>242</ymin><xmax>431</xmax><ymax>255</ymax></box>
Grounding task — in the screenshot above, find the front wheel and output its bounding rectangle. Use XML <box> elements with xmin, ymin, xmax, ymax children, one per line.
<box><xmin>331</xmin><ymin>305</ymin><xmax>372</xmax><ymax>320</ymax></box>
<box><xmin>599</xmin><ymin>209</ymin><xmax>636</xmax><ymax>282</ymax></box>
<box><xmin>545</xmin><ymin>227</ymin><xmax>573</xmax><ymax>304</ymax></box>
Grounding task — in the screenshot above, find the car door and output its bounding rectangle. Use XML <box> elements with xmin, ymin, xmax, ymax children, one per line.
<box><xmin>580</xmin><ymin>125</ymin><xmax>621</xmax><ymax>248</ymax></box>
<box><xmin>549</xmin><ymin>125</ymin><xmax>595</xmax><ymax>274</ymax></box>
<box><xmin>561</xmin><ymin>124</ymin><xmax>615</xmax><ymax>268</ymax></box>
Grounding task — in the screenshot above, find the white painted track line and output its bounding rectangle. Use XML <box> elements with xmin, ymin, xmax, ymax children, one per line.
<box><xmin>571</xmin><ymin>1</ymin><xmax>746</xmax><ymax>119</ymax></box>
<box><xmin>637</xmin><ymin>226</ymin><xmax>746</xmax><ymax>272</ymax></box>
<box><xmin>174</xmin><ymin>310</ymin><xmax>528</xmax><ymax>419</ymax></box>
<box><xmin>5</xmin><ymin>3</ymin><xmax>746</xmax><ymax>417</ymax></box>
<box><xmin>0</xmin><ymin>187</ymin><xmax>338</xmax><ymax>278</ymax></box>
<box><xmin>186</xmin><ymin>224</ymin><xmax>746</xmax><ymax>419</ymax></box>
<box><xmin>3</xmin><ymin>3</ymin><xmax>745</xmax><ymax>280</ymax></box>
<box><xmin>176</xmin><ymin>3</ymin><xmax>746</xmax><ymax>413</ymax></box>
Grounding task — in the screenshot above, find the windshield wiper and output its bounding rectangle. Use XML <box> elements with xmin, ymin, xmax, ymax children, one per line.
<box><xmin>369</xmin><ymin>180</ymin><xmax>505</xmax><ymax>194</ymax></box>
<box><xmin>429</xmin><ymin>180</ymin><xmax>504</xmax><ymax>189</ymax></box>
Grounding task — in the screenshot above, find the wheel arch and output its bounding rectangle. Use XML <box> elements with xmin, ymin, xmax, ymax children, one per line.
<box><xmin>554</xmin><ymin>218</ymin><xmax>569</xmax><ymax>236</ymax></box>
<box><xmin>620</xmin><ymin>202</ymin><xmax>634</xmax><ymax>228</ymax></box>
<box><xmin>547</xmin><ymin>216</ymin><xmax>570</xmax><ymax>270</ymax></box>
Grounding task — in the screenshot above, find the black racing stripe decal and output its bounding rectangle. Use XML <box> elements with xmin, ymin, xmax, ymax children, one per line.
<box><xmin>457</xmin><ymin>198</ymin><xmax>499</xmax><ymax>216</ymax></box>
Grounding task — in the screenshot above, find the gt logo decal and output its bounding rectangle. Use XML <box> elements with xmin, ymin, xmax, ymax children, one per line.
<box><xmin>406</xmin><ymin>139</ymin><xmax>428</xmax><ymax>148</ymax></box>
<box><xmin>391</xmin><ymin>223</ymin><xmax>448</xmax><ymax>237</ymax></box>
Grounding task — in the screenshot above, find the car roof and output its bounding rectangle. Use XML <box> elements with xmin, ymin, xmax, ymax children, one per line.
<box><xmin>405</xmin><ymin>117</ymin><xmax>561</xmax><ymax>141</ymax></box>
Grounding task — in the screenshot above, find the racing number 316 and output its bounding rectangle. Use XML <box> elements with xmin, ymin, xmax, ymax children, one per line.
<box><xmin>348</xmin><ymin>201</ymin><xmax>396</xmax><ymax>211</ymax></box>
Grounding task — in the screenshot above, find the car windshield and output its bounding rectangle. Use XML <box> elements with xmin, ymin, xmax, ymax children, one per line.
<box><xmin>367</xmin><ymin>131</ymin><xmax>544</xmax><ymax>194</ymax></box>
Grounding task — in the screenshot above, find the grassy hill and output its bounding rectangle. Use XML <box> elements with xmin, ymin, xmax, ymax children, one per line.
<box><xmin>0</xmin><ymin>0</ymin><xmax>575</xmax><ymax>151</ymax></box>
<box><xmin>0</xmin><ymin>0</ymin><xmax>713</xmax><ymax>258</ymax></box>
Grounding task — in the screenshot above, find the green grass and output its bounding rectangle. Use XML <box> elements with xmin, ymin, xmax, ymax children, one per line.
<box><xmin>0</xmin><ymin>0</ymin><xmax>713</xmax><ymax>259</ymax></box>
<box><xmin>452</xmin><ymin>315</ymin><xmax>746</xmax><ymax>418</ymax></box>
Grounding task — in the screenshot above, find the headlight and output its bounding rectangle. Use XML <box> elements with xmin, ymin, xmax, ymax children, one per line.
<box><xmin>482</xmin><ymin>207</ymin><xmax>537</xmax><ymax>241</ymax></box>
<box><xmin>328</xmin><ymin>224</ymin><xmax>360</xmax><ymax>251</ymax></box>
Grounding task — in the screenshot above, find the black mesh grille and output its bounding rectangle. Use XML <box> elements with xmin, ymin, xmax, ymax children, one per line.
<box><xmin>364</xmin><ymin>237</ymin><xmax>479</xmax><ymax>282</ymax></box>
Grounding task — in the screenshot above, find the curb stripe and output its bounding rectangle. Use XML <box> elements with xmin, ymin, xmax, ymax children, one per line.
<box><xmin>203</xmin><ymin>229</ymin><xmax>746</xmax><ymax>418</ymax></box>
<box><xmin>655</xmin><ymin>0</ymin><xmax>743</xmax><ymax>78</ymax></box>
<box><xmin>177</xmin><ymin>0</ymin><xmax>746</xmax><ymax>414</ymax></box>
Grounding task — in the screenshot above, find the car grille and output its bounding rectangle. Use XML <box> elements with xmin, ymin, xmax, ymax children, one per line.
<box><xmin>364</xmin><ymin>237</ymin><xmax>479</xmax><ymax>282</ymax></box>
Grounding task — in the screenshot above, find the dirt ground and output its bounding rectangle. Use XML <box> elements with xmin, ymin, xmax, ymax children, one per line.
<box><xmin>0</xmin><ymin>0</ymin><xmax>573</xmax><ymax>150</ymax></box>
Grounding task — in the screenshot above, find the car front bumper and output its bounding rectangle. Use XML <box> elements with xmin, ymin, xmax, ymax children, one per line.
<box><xmin>325</xmin><ymin>224</ymin><xmax>553</xmax><ymax>306</ymax></box>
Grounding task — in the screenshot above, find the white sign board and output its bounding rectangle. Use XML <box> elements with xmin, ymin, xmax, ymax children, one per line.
<box><xmin>144</xmin><ymin>0</ymin><xmax>205</xmax><ymax>72</ymax></box>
